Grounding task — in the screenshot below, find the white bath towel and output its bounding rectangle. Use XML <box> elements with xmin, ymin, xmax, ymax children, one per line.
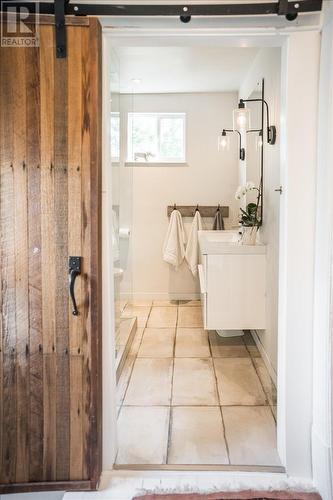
<box><xmin>163</xmin><ymin>209</ymin><xmax>186</xmax><ymax>268</ymax></box>
<box><xmin>185</xmin><ymin>210</ymin><xmax>203</xmax><ymax>276</ymax></box>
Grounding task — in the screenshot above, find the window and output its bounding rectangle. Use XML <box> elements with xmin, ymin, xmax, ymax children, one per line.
<box><xmin>111</xmin><ymin>112</ymin><xmax>120</xmax><ymax>161</ymax></box>
<box><xmin>127</xmin><ymin>112</ymin><xmax>186</xmax><ymax>163</ymax></box>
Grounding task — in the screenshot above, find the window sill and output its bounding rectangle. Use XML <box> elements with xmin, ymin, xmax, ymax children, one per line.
<box><xmin>125</xmin><ymin>162</ymin><xmax>188</xmax><ymax>167</ymax></box>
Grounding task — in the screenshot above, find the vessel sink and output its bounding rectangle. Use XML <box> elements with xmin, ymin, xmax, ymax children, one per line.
<box><xmin>198</xmin><ymin>230</ymin><xmax>266</xmax><ymax>255</ymax></box>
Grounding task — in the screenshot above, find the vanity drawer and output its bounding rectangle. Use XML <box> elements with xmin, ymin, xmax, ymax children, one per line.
<box><xmin>205</xmin><ymin>253</ymin><xmax>266</xmax><ymax>330</ymax></box>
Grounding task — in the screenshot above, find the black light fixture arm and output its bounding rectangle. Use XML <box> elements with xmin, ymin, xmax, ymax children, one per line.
<box><xmin>222</xmin><ymin>129</ymin><xmax>245</xmax><ymax>161</ymax></box>
<box><xmin>239</xmin><ymin>98</ymin><xmax>276</xmax><ymax>145</ymax></box>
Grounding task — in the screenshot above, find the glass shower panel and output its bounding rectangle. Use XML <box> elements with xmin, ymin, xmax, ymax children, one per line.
<box><xmin>110</xmin><ymin>49</ymin><xmax>133</xmax><ymax>375</ymax></box>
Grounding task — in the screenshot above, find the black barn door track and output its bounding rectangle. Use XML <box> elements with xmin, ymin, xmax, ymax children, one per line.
<box><xmin>1</xmin><ymin>0</ymin><xmax>323</xmax><ymax>58</ymax></box>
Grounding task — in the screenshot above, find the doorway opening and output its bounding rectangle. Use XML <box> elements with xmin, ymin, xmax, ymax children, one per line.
<box><xmin>107</xmin><ymin>41</ymin><xmax>282</xmax><ymax>470</ymax></box>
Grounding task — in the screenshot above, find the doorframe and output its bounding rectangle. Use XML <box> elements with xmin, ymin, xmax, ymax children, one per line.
<box><xmin>101</xmin><ymin>22</ymin><xmax>330</xmax><ymax>494</ymax></box>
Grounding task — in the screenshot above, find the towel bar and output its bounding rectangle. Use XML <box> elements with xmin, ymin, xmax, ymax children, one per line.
<box><xmin>167</xmin><ymin>205</ymin><xmax>229</xmax><ymax>218</ymax></box>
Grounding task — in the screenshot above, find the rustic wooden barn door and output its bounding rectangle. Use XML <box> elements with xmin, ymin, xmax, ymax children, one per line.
<box><xmin>0</xmin><ymin>17</ymin><xmax>102</xmax><ymax>493</ymax></box>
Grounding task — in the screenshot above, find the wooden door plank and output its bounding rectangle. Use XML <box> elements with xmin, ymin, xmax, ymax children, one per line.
<box><xmin>26</xmin><ymin>46</ymin><xmax>43</xmax><ymax>483</ymax></box>
<box><xmin>88</xmin><ymin>19</ymin><xmax>102</xmax><ymax>486</ymax></box>
<box><xmin>0</xmin><ymin>47</ymin><xmax>17</xmax><ymax>484</ymax></box>
<box><xmin>69</xmin><ymin>355</ymin><xmax>83</xmax><ymax>479</ymax></box>
<box><xmin>56</xmin><ymin>353</ymin><xmax>70</xmax><ymax>481</ymax></box>
<box><xmin>40</xmin><ymin>25</ymin><xmax>56</xmax><ymax>355</ymax></box>
<box><xmin>80</xmin><ymin>25</ymin><xmax>91</xmax><ymax>359</ymax></box>
<box><xmin>68</xmin><ymin>26</ymin><xmax>83</xmax><ymax>355</ymax></box>
<box><xmin>40</xmin><ymin>26</ymin><xmax>57</xmax><ymax>481</ymax></box>
<box><xmin>67</xmin><ymin>26</ymin><xmax>85</xmax><ymax>480</ymax></box>
<box><xmin>80</xmin><ymin>25</ymin><xmax>92</xmax><ymax>481</ymax></box>
<box><xmin>54</xmin><ymin>53</ymin><xmax>70</xmax><ymax>481</ymax></box>
<box><xmin>43</xmin><ymin>354</ymin><xmax>56</xmax><ymax>480</ymax></box>
<box><xmin>13</xmin><ymin>47</ymin><xmax>29</xmax><ymax>484</ymax></box>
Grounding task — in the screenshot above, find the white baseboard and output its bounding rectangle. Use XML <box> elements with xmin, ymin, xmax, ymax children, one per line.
<box><xmin>312</xmin><ymin>426</ymin><xmax>333</xmax><ymax>500</ymax></box>
<box><xmin>251</xmin><ymin>330</ymin><xmax>277</xmax><ymax>386</ymax></box>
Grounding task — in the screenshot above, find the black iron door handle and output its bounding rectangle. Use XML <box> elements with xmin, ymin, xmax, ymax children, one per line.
<box><xmin>69</xmin><ymin>256</ymin><xmax>82</xmax><ymax>316</ymax></box>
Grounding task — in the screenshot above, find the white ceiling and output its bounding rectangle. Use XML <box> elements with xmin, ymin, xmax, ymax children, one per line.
<box><xmin>113</xmin><ymin>46</ymin><xmax>259</xmax><ymax>94</ymax></box>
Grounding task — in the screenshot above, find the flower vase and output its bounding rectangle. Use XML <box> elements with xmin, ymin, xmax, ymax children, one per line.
<box><xmin>241</xmin><ymin>226</ymin><xmax>258</xmax><ymax>245</ymax></box>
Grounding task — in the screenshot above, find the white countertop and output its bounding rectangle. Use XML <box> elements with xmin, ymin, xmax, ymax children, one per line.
<box><xmin>198</xmin><ymin>230</ymin><xmax>266</xmax><ymax>255</ymax></box>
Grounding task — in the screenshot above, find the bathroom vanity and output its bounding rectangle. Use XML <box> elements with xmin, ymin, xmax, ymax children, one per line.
<box><xmin>198</xmin><ymin>230</ymin><xmax>266</xmax><ymax>331</ymax></box>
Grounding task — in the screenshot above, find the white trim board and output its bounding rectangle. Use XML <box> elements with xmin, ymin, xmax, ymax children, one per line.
<box><xmin>251</xmin><ymin>329</ymin><xmax>277</xmax><ymax>386</ymax></box>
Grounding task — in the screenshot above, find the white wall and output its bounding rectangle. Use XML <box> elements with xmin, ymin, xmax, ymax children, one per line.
<box><xmin>311</xmin><ymin>3</ymin><xmax>333</xmax><ymax>499</ymax></box>
<box><xmin>120</xmin><ymin>92</ymin><xmax>240</xmax><ymax>300</ymax></box>
<box><xmin>278</xmin><ymin>32</ymin><xmax>320</xmax><ymax>477</ymax></box>
<box><xmin>239</xmin><ymin>48</ymin><xmax>281</xmax><ymax>377</ymax></box>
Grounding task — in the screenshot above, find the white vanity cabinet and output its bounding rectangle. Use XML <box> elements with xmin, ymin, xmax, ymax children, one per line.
<box><xmin>198</xmin><ymin>231</ymin><xmax>266</xmax><ymax>331</ymax></box>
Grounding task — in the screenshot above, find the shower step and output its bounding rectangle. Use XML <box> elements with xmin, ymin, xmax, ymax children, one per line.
<box><xmin>116</xmin><ymin>317</ymin><xmax>137</xmax><ymax>382</ymax></box>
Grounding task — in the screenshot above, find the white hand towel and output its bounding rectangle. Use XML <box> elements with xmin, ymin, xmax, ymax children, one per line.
<box><xmin>185</xmin><ymin>211</ymin><xmax>203</xmax><ymax>276</ymax></box>
<box><xmin>163</xmin><ymin>209</ymin><xmax>186</xmax><ymax>268</ymax></box>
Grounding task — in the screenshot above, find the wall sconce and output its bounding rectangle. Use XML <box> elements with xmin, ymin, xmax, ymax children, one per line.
<box><xmin>218</xmin><ymin>129</ymin><xmax>245</xmax><ymax>161</ymax></box>
<box><xmin>217</xmin><ymin>130</ymin><xmax>230</xmax><ymax>151</ymax></box>
<box><xmin>238</xmin><ymin>97</ymin><xmax>276</xmax><ymax>145</ymax></box>
<box><xmin>246</xmin><ymin>129</ymin><xmax>263</xmax><ymax>151</ymax></box>
<box><xmin>233</xmin><ymin>101</ymin><xmax>251</xmax><ymax>131</ymax></box>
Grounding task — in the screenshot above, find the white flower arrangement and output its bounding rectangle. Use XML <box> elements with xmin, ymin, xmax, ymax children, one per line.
<box><xmin>235</xmin><ymin>181</ymin><xmax>261</xmax><ymax>228</ymax></box>
<box><xmin>235</xmin><ymin>181</ymin><xmax>257</xmax><ymax>200</ymax></box>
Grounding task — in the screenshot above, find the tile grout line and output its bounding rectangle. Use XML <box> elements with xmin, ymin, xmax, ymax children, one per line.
<box><xmin>166</xmin><ymin>304</ymin><xmax>179</xmax><ymax>464</ymax></box>
<box><xmin>165</xmin><ymin>404</ymin><xmax>173</xmax><ymax>465</ymax></box>
<box><xmin>208</xmin><ymin>331</ymin><xmax>231</xmax><ymax>465</ymax></box>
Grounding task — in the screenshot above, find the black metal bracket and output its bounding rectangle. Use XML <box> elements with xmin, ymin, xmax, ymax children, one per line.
<box><xmin>278</xmin><ymin>0</ymin><xmax>299</xmax><ymax>20</ymax></box>
<box><xmin>278</xmin><ymin>0</ymin><xmax>290</xmax><ymax>15</ymax></box>
<box><xmin>55</xmin><ymin>0</ymin><xmax>66</xmax><ymax>58</ymax></box>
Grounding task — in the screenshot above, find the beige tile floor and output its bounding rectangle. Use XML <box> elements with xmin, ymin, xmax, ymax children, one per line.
<box><xmin>116</xmin><ymin>301</ymin><xmax>279</xmax><ymax>467</ymax></box>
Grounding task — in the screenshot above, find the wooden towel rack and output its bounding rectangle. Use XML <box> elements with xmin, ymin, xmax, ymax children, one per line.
<box><xmin>167</xmin><ymin>205</ymin><xmax>229</xmax><ymax>218</ymax></box>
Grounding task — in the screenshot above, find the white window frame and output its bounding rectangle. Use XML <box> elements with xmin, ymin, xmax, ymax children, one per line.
<box><xmin>127</xmin><ymin>112</ymin><xmax>186</xmax><ymax>164</ymax></box>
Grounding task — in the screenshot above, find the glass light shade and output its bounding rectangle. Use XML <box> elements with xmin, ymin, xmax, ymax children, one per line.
<box><xmin>233</xmin><ymin>107</ymin><xmax>251</xmax><ymax>131</ymax></box>
<box><xmin>217</xmin><ymin>133</ymin><xmax>230</xmax><ymax>152</ymax></box>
